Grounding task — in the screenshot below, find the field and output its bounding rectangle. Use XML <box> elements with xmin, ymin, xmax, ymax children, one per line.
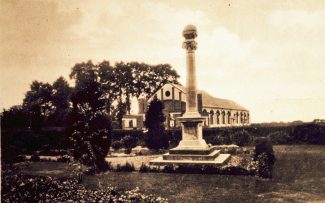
<box><xmin>18</xmin><ymin>145</ymin><xmax>325</xmax><ymax>202</ymax></box>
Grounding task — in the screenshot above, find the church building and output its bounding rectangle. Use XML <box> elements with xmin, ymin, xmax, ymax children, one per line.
<box><xmin>122</xmin><ymin>83</ymin><xmax>250</xmax><ymax>129</ymax></box>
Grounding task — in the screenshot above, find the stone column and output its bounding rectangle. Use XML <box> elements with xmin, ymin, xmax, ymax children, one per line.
<box><xmin>182</xmin><ymin>25</ymin><xmax>201</xmax><ymax>118</ymax></box>
<box><xmin>172</xmin><ymin>25</ymin><xmax>209</xmax><ymax>150</ymax></box>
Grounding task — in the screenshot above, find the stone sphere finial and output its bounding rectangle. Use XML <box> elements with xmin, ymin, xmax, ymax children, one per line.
<box><xmin>183</xmin><ymin>24</ymin><xmax>197</xmax><ymax>39</ymax></box>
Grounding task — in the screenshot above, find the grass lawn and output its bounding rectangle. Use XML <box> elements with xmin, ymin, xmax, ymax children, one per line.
<box><xmin>18</xmin><ymin>145</ymin><xmax>325</xmax><ymax>202</ymax></box>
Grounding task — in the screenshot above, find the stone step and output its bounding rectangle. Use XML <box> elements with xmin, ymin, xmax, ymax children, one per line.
<box><xmin>150</xmin><ymin>153</ymin><xmax>231</xmax><ymax>166</ymax></box>
<box><xmin>163</xmin><ymin>150</ymin><xmax>220</xmax><ymax>161</ymax></box>
<box><xmin>169</xmin><ymin>146</ymin><xmax>218</xmax><ymax>155</ymax></box>
<box><xmin>214</xmin><ymin>154</ymin><xmax>231</xmax><ymax>164</ymax></box>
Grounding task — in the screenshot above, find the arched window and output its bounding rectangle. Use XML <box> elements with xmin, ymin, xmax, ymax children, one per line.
<box><xmin>227</xmin><ymin>111</ymin><xmax>231</xmax><ymax>124</ymax></box>
<box><xmin>247</xmin><ymin>113</ymin><xmax>250</xmax><ymax>123</ymax></box>
<box><xmin>240</xmin><ymin>112</ymin><xmax>243</xmax><ymax>124</ymax></box>
<box><xmin>202</xmin><ymin>109</ymin><xmax>208</xmax><ymax>116</ymax></box>
<box><xmin>209</xmin><ymin>110</ymin><xmax>214</xmax><ymax>125</ymax></box>
<box><xmin>216</xmin><ymin>110</ymin><xmax>220</xmax><ymax>124</ymax></box>
<box><xmin>243</xmin><ymin>113</ymin><xmax>247</xmax><ymax>124</ymax></box>
<box><xmin>222</xmin><ymin>111</ymin><xmax>225</xmax><ymax>124</ymax></box>
<box><xmin>235</xmin><ymin>112</ymin><xmax>238</xmax><ymax>124</ymax></box>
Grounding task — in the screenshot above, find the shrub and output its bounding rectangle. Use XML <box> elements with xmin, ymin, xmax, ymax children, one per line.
<box><xmin>14</xmin><ymin>155</ymin><xmax>27</xmax><ymax>163</ymax></box>
<box><xmin>231</xmin><ymin>130</ymin><xmax>252</xmax><ymax>146</ymax></box>
<box><xmin>268</xmin><ymin>131</ymin><xmax>290</xmax><ymax>144</ymax></box>
<box><xmin>121</xmin><ymin>136</ymin><xmax>137</xmax><ymax>154</ymax></box>
<box><xmin>68</xmin><ymin>110</ymin><xmax>112</xmax><ymax>172</ymax></box>
<box><xmin>162</xmin><ymin>164</ymin><xmax>175</xmax><ymax>173</ymax></box>
<box><xmin>139</xmin><ymin>163</ymin><xmax>150</xmax><ymax>173</ymax></box>
<box><xmin>254</xmin><ymin>138</ymin><xmax>275</xmax><ymax>178</ymax></box>
<box><xmin>57</xmin><ymin>155</ymin><xmax>71</xmax><ymax>163</ymax></box>
<box><xmin>30</xmin><ymin>152</ymin><xmax>40</xmax><ymax>162</ymax></box>
<box><xmin>115</xmin><ymin>162</ymin><xmax>135</xmax><ymax>172</ymax></box>
<box><xmin>111</xmin><ymin>140</ymin><xmax>123</xmax><ymax>151</ymax></box>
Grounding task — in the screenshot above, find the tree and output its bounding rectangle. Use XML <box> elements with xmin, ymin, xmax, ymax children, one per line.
<box><xmin>1</xmin><ymin>105</ymin><xmax>29</xmax><ymax>129</ymax></box>
<box><xmin>23</xmin><ymin>81</ymin><xmax>54</xmax><ymax>130</ymax></box>
<box><xmin>49</xmin><ymin>77</ymin><xmax>72</xmax><ymax>126</ymax></box>
<box><xmin>144</xmin><ymin>97</ymin><xmax>168</xmax><ymax>149</ymax></box>
<box><xmin>68</xmin><ymin>60</ymin><xmax>111</xmax><ymax>171</ymax></box>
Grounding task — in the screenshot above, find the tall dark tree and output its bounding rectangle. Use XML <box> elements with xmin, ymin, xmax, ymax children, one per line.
<box><xmin>68</xmin><ymin>60</ymin><xmax>111</xmax><ymax>171</ymax></box>
<box><xmin>98</xmin><ymin>60</ymin><xmax>119</xmax><ymax>114</ymax></box>
<box><xmin>144</xmin><ymin>97</ymin><xmax>168</xmax><ymax>149</ymax></box>
<box><xmin>1</xmin><ymin>105</ymin><xmax>29</xmax><ymax>129</ymax></box>
<box><xmin>49</xmin><ymin>76</ymin><xmax>72</xmax><ymax>126</ymax></box>
<box><xmin>23</xmin><ymin>81</ymin><xmax>54</xmax><ymax>130</ymax></box>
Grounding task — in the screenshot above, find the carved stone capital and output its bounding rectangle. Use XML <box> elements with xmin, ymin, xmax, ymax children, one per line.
<box><xmin>182</xmin><ymin>40</ymin><xmax>197</xmax><ymax>51</ymax></box>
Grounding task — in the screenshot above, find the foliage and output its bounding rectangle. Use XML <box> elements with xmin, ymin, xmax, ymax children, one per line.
<box><xmin>1</xmin><ymin>165</ymin><xmax>168</xmax><ymax>203</ymax></box>
<box><xmin>290</xmin><ymin>123</ymin><xmax>325</xmax><ymax>145</ymax></box>
<box><xmin>68</xmin><ymin>61</ymin><xmax>113</xmax><ymax>172</ymax></box>
<box><xmin>48</xmin><ymin>77</ymin><xmax>72</xmax><ymax>126</ymax></box>
<box><xmin>254</xmin><ymin>138</ymin><xmax>275</xmax><ymax>178</ymax></box>
<box><xmin>115</xmin><ymin>162</ymin><xmax>135</xmax><ymax>172</ymax></box>
<box><xmin>30</xmin><ymin>152</ymin><xmax>40</xmax><ymax>162</ymax></box>
<box><xmin>231</xmin><ymin>130</ymin><xmax>252</xmax><ymax>146</ymax></box>
<box><xmin>111</xmin><ymin>140</ymin><xmax>123</xmax><ymax>151</ymax></box>
<box><xmin>121</xmin><ymin>135</ymin><xmax>137</xmax><ymax>154</ymax></box>
<box><xmin>268</xmin><ymin>131</ymin><xmax>290</xmax><ymax>144</ymax></box>
<box><xmin>144</xmin><ymin>97</ymin><xmax>168</xmax><ymax>149</ymax></box>
<box><xmin>1</xmin><ymin>105</ymin><xmax>29</xmax><ymax>129</ymax></box>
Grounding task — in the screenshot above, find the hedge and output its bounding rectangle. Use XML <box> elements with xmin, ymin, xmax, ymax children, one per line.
<box><xmin>2</xmin><ymin>123</ymin><xmax>325</xmax><ymax>163</ymax></box>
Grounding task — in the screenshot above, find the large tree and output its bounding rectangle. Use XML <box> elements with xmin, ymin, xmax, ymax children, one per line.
<box><xmin>49</xmin><ymin>77</ymin><xmax>72</xmax><ymax>126</ymax></box>
<box><xmin>23</xmin><ymin>81</ymin><xmax>54</xmax><ymax>130</ymax></box>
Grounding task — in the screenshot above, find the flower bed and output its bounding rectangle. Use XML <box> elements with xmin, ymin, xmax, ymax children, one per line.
<box><xmin>1</xmin><ymin>165</ymin><xmax>168</xmax><ymax>203</ymax></box>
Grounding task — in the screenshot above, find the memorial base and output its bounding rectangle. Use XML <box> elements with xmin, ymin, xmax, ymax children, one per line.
<box><xmin>150</xmin><ymin>116</ymin><xmax>231</xmax><ymax>166</ymax></box>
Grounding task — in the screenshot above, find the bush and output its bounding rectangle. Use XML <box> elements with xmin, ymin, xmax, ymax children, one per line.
<box><xmin>121</xmin><ymin>136</ymin><xmax>137</xmax><ymax>154</ymax></box>
<box><xmin>139</xmin><ymin>163</ymin><xmax>150</xmax><ymax>173</ymax></box>
<box><xmin>162</xmin><ymin>164</ymin><xmax>176</xmax><ymax>173</ymax></box>
<box><xmin>115</xmin><ymin>162</ymin><xmax>135</xmax><ymax>172</ymax></box>
<box><xmin>254</xmin><ymin>138</ymin><xmax>275</xmax><ymax>178</ymax></box>
<box><xmin>14</xmin><ymin>155</ymin><xmax>27</xmax><ymax>163</ymax></box>
<box><xmin>231</xmin><ymin>130</ymin><xmax>252</xmax><ymax>146</ymax></box>
<box><xmin>111</xmin><ymin>140</ymin><xmax>123</xmax><ymax>151</ymax></box>
<box><xmin>268</xmin><ymin>131</ymin><xmax>290</xmax><ymax>144</ymax></box>
<box><xmin>57</xmin><ymin>155</ymin><xmax>71</xmax><ymax>163</ymax></box>
<box><xmin>30</xmin><ymin>152</ymin><xmax>40</xmax><ymax>162</ymax></box>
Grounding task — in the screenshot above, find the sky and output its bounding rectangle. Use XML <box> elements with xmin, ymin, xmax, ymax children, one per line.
<box><xmin>1</xmin><ymin>0</ymin><xmax>325</xmax><ymax>123</ymax></box>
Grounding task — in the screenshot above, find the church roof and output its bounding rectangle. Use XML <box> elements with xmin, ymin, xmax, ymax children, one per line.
<box><xmin>171</xmin><ymin>83</ymin><xmax>248</xmax><ymax>111</ymax></box>
<box><xmin>199</xmin><ymin>90</ymin><xmax>248</xmax><ymax>111</ymax></box>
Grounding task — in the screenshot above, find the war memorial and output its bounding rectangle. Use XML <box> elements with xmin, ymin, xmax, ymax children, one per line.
<box><xmin>150</xmin><ymin>25</ymin><xmax>231</xmax><ymax>166</ymax></box>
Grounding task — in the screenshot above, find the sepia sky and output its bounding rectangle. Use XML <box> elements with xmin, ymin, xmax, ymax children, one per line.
<box><xmin>1</xmin><ymin>0</ymin><xmax>325</xmax><ymax>123</ymax></box>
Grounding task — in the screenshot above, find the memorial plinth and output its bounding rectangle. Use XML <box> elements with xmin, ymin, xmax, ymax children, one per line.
<box><xmin>150</xmin><ymin>25</ymin><xmax>231</xmax><ymax>166</ymax></box>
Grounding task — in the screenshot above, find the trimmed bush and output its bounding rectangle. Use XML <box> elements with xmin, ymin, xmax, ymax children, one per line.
<box><xmin>254</xmin><ymin>138</ymin><xmax>275</xmax><ymax>178</ymax></box>
<box><xmin>121</xmin><ymin>136</ymin><xmax>137</xmax><ymax>154</ymax></box>
<box><xmin>111</xmin><ymin>140</ymin><xmax>123</xmax><ymax>151</ymax></box>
